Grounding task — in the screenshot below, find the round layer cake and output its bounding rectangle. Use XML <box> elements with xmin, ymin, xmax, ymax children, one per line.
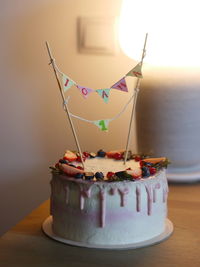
<box><xmin>48</xmin><ymin>150</ymin><xmax>171</xmax><ymax>247</ymax></box>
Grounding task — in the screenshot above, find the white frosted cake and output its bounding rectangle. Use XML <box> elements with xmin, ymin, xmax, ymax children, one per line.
<box><xmin>45</xmin><ymin>149</ymin><xmax>172</xmax><ymax>248</ymax></box>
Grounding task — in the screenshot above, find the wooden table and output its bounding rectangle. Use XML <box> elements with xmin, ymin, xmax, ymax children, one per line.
<box><xmin>0</xmin><ymin>183</ymin><xmax>200</xmax><ymax>267</ymax></box>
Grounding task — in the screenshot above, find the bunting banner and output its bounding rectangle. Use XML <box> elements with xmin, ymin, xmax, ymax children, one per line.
<box><xmin>62</xmin><ymin>74</ymin><xmax>76</xmax><ymax>92</ymax></box>
<box><xmin>96</xmin><ymin>89</ymin><xmax>111</xmax><ymax>103</ymax></box>
<box><xmin>93</xmin><ymin>119</ymin><xmax>110</xmax><ymax>131</ymax></box>
<box><xmin>77</xmin><ymin>85</ymin><xmax>94</xmax><ymax>99</ymax></box>
<box><xmin>111</xmin><ymin>77</ymin><xmax>128</xmax><ymax>92</ymax></box>
<box><xmin>126</xmin><ymin>62</ymin><xmax>143</xmax><ymax>78</ymax></box>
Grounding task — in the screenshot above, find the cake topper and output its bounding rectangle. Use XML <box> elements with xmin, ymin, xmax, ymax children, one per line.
<box><xmin>45</xmin><ymin>33</ymin><xmax>147</xmax><ymax>167</ymax></box>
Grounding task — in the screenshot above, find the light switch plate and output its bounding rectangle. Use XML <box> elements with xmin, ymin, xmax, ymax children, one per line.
<box><xmin>78</xmin><ymin>17</ymin><xmax>118</xmax><ymax>55</ymax></box>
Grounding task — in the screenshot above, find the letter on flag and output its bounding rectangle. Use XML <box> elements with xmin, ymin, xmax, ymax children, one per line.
<box><xmin>77</xmin><ymin>85</ymin><xmax>94</xmax><ymax>99</ymax></box>
<box><xmin>62</xmin><ymin>74</ymin><xmax>75</xmax><ymax>92</ymax></box>
<box><xmin>111</xmin><ymin>77</ymin><xmax>128</xmax><ymax>92</ymax></box>
<box><xmin>96</xmin><ymin>89</ymin><xmax>110</xmax><ymax>103</ymax></box>
<box><xmin>126</xmin><ymin>62</ymin><xmax>143</xmax><ymax>78</ymax></box>
<box><xmin>94</xmin><ymin>119</ymin><xmax>110</xmax><ymax>131</ymax></box>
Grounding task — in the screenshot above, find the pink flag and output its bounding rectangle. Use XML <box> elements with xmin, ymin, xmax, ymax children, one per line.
<box><xmin>111</xmin><ymin>77</ymin><xmax>128</xmax><ymax>92</ymax></box>
<box><xmin>77</xmin><ymin>85</ymin><xmax>94</xmax><ymax>99</ymax></box>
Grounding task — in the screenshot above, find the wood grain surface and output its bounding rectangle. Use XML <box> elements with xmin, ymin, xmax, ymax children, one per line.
<box><xmin>0</xmin><ymin>183</ymin><xmax>200</xmax><ymax>267</ymax></box>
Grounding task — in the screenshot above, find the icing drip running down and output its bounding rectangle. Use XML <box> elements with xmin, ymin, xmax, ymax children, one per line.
<box><xmin>99</xmin><ymin>189</ymin><xmax>106</xmax><ymax>228</ymax></box>
<box><xmin>153</xmin><ymin>182</ymin><xmax>161</xmax><ymax>203</ymax></box>
<box><xmin>145</xmin><ymin>184</ymin><xmax>153</xmax><ymax>216</ymax></box>
<box><xmin>78</xmin><ymin>184</ymin><xmax>92</xmax><ymax>210</ymax></box>
<box><xmin>136</xmin><ymin>186</ymin><xmax>141</xmax><ymax>212</ymax></box>
<box><xmin>118</xmin><ymin>188</ymin><xmax>129</xmax><ymax>207</ymax></box>
<box><xmin>55</xmin><ymin>172</ymin><xmax>169</xmax><ymax>228</ymax></box>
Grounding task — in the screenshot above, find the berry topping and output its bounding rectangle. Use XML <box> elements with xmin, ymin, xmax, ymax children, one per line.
<box><xmin>59</xmin><ymin>163</ymin><xmax>84</xmax><ymax>176</ymax></box>
<box><xmin>55</xmin><ymin>162</ymin><xmax>59</xmax><ymax>169</ymax></box>
<box><xmin>97</xmin><ymin>149</ymin><xmax>106</xmax><ymax>157</ymax></box>
<box><xmin>149</xmin><ymin>167</ymin><xmax>157</xmax><ymax>175</ymax></box>
<box><xmin>113</xmin><ymin>152</ymin><xmax>123</xmax><ymax>160</ymax></box>
<box><xmin>107</xmin><ymin>172</ymin><xmax>115</xmax><ymax>179</ymax></box>
<box><xmin>95</xmin><ymin>172</ymin><xmax>104</xmax><ymax>180</ymax></box>
<box><xmin>63</xmin><ymin>150</ymin><xmax>77</xmax><ymax>162</ymax></box>
<box><xmin>76</xmin><ymin>155</ymin><xmax>86</xmax><ymax>162</ymax></box>
<box><xmin>115</xmin><ymin>171</ymin><xmax>133</xmax><ymax>180</ymax></box>
<box><xmin>85</xmin><ymin>172</ymin><xmax>95</xmax><ymax>180</ymax></box>
<box><xmin>142</xmin><ymin>166</ymin><xmax>151</xmax><ymax>178</ymax></box>
<box><xmin>83</xmin><ymin>151</ymin><xmax>90</xmax><ymax>158</ymax></box>
<box><xmin>59</xmin><ymin>159</ymin><xmax>69</xmax><ymax>164</ymax></box>
<box><xmin>106</xmin><ymin>150</ymin><xmax>124</xmax><ymax>159</ymax></box>
<box><xmin>76</xmin><ymin>166</ymin><xmax>84</xmax><ymax>170</ymax></box>
<box><xmin>74</xmin><ymin>173</ymin><xmax>84</xmax><ymax>179</ymax></box>
<box><xmin>126</xmin><ymin>168</ymin><xmax>142</xmax><ymax>179</ymax></box>
<box><xmin>89</xmin><ymin>152</ymin><xmax>96</xmax><ymax>158</ymax></box>
<box><xmin>143</xmin><ymin>157</ymin><xmax>166</xmax><ymax>164</ymax></box>
<box><xmin>134</xmin><ymin>155</ymin><xmax>142</xmax><ymax>162</ymax></box>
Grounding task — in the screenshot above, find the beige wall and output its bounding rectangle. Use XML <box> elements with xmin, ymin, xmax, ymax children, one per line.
<box><xmin>0</xmin><ymin>0</ymin><xmax>137</xmax><ymax>235</ymax></box>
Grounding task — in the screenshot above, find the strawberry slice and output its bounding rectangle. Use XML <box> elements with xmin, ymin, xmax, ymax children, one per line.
<box><xmin>106</xmin><ymin>150</ymin><xmax>124</xmax><ymax>159</ymax></box>
<box><xmin>126</xmin><ymin>168</ymin><xmax>142</xmax><ymax>179</ymax></box>
<box><xmin>143</xmin><ymin>157</ymin><xmax>166</xmax><ymax>164</ymax></box>
<box><xmin>59</xmin><ymin>163</ymin><xmax>84</xmax><ymax>176</ymax></box>
<box><xmin>63</xmin><ymin>150</ymin><xmax>77</xmax><ymax>162</ymax></box>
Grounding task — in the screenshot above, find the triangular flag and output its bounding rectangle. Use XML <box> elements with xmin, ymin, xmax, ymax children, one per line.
<box><xmin>111</xmin><ymin>77</ymin><xmax>128</xmax><ymax>92</ymax></box>
<box><xmin>94</xmin><ymin>119</ymin><xmax>110</xmax><ymax>131</ymax></box>
<box><xmin>62</xmin><ymin>74</ymin><xmax>75</xmax><ymax>92</ymax></box>
<box><xmin>126</xmin><ymin>63</ymin><xmax>143</xmax><ymax>78</ymax></box>
<box><xmin>77</xmin><ymin>85</ymin><xmax>94</xmax><ymax>99</ymax></box>
<box><xmin>96</xmin><ymin>89</ymin><xmax>110</xmax><ymax>103</ymax></box>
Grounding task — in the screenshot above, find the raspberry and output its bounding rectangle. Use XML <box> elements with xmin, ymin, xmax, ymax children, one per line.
<box><xmin>107</xmin><ymin>172</ymin><xmax>115</xmax><ymax>179</ymax></box>
<box><xmin>76</xmin><ymin>166</ymin><xmax>84</xmax><ymax>170</ymax></box>
<box><xmin>134</xmin><ymin>155</ymin><xmax>141</xmax><ymax>162</ymax></box>
<box><xmin>114</xmin><ymin>152</ymin><xmax>123</xmax><ymax>160</ymax></box>
<box><xmin>83</xmin><ymin>152</ymin><xmax>90</xmax><ymax>158</ymax></box>
<box><xmin>149</xmin><ymin>167</ymin><xmax>157</xmax><ymax>175</ymax></box>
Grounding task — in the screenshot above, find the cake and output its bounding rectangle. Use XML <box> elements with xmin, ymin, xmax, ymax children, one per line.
<box><xmin>46</xmin><ymin>149</ymin><xmax>172</xmax><ymax>248</ymax></box>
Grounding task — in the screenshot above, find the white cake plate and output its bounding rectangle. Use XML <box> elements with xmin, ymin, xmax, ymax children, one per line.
<box><xmin>167</xmin><ymin>171</ymin><xmax>200</xmax><ymax>183</ymax></box>
<box><xmin>42</xmin><ymin>216</ymin><xmax>173</xmax><ymax>250</ymax></box>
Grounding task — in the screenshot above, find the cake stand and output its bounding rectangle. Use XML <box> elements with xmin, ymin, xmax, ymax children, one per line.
<box><xmin>42</xmin><ymin>216</ymin><xmax>173</xmax><ymax>250</ymax></box>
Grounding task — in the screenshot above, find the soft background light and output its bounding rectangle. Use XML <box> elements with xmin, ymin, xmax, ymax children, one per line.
<box><xmin>119</xmin><ymin>0</ymin><xmax>200</xmax><ymax>67</ymax></box>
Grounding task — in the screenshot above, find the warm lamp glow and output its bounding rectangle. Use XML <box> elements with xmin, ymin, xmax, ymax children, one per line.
<box><xmin>119</xmin><ymin>0</ymin><xmax>200</xmax><ymax>67</ymax></box>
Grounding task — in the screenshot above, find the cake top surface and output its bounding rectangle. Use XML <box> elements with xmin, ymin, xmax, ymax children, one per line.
<box><xmin>50</xmin><ymin>149</ymin><xmax>170</xmax><ymax>183</ymax></box>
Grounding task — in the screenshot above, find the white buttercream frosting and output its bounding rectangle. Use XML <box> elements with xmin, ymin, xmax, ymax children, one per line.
<box><xmin>82</xmin><ymin>157</ymin><xmax>139</xmax><ymax>175</ymax></box>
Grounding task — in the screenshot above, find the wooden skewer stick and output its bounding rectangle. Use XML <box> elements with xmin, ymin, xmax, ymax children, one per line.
<box><xmin>45</xmin><ymin>41</ymin><xmax>85</xmax><ymax>168</ymax></box>
<box><xmin>124</xmin><ymin>33</ymin><xmax>148</xmax><ymax>165</ymax></box>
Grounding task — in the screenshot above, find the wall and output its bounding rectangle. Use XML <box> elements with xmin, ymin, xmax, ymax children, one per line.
<box><xmin>0</xmin><ymin>0</ymin><xmax>137</xmax><ymax>235</ymax></box>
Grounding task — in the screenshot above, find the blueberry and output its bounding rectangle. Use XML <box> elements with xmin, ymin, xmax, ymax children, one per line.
<box><xmin>74</xmin><ymin>173</ymin><xmax>84</xmax><ymax>179</ymax></box>
<box><xmin>84</xmin><ymin>172</ymin><xmax>95</xmax><ymax>180</ymax></box>
<box><xmin>97</xmin><ymin>149</ymin><xmax>106</xmax><ymax>157</ymax></box>
<box><xmin>59</xmin><ymin>159</ymin><xmax>69</xmax><ymax>164</ymax></box>
<box><xmin>143</xmin><ymin>161</ymin><xmax>153</xmax><ymax>167</ymax></box>
<box><xmin>95</xmin><ymin>172</ymin><xmax>104</xmax><ymax>180</ymax></box>
<box><xmin>142</xmin><ymin>166</ymin><xmax>150</xmax><ymax>178</ymax></box>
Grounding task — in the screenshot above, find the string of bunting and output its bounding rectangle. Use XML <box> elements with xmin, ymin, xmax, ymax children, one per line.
<box><xmin>66</xmin><ymin>91</ymin><xmax>136</xmax><ymax>131</ymax></box>
<box><xmin>54</xmin><ymin>61</ymin><xmax>143</xmax><ymax>102</ymax></box>
<box><xmin>53</xmin><ymin>61</ymin><xmax>143</xmax><ymax>131</ymax></box>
